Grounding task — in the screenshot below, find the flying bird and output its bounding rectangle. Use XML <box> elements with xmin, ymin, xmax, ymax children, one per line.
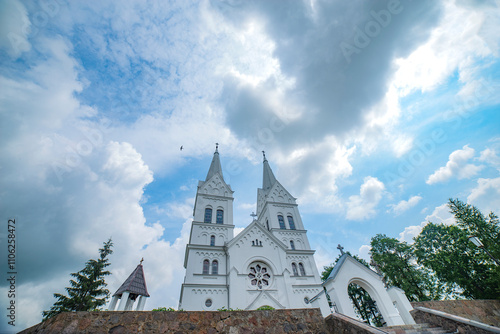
<box><xmin>180</xmin><ymin>146</ymin><xmax>183</xmax><ymax>151</ymax></box>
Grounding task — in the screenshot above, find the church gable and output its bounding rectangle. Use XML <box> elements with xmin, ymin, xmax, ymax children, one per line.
<box><xmin>227</xmin><ymin>221</ymin><xmax>287</xmax><ymax>251</ymax></box>
<box><xmin>266</xmin><ymin>181</ymin><xmax>296</xmax><ymax>205</ymax></box>
<box><xmin>199</xmin><ymin>173</ymin><xmax>233</xmax><ymax>197</ymax></box>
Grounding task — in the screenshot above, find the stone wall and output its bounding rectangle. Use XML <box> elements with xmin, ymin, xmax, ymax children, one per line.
<box><xmin>410</xmin><ymin>307</ymin><xmax>499</xmax><ymax>334</ymax></box>
<box><xmin>411</xmin><ymin>299</ymin><xmax>500</xmax><ymax>327</ymax></box>
<box><xmin>20</xmin><ymin>309</ymin><xmax>330</xmax><ymax>334</ymax></box>
<box><xmin>324</xmin><ymin>313</ymin><xmax>387</xmax><ymax>334</ymax></box>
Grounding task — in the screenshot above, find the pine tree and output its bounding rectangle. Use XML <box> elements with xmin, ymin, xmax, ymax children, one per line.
<box><xmin>42</xmin><ymin>239</ymin><xmax>113</xmax><ymax>320</ymax></box>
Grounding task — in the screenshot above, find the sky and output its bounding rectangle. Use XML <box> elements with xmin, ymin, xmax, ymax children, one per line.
<box><xmin>1</xmin><ymin>0</ymin><xmax>500</xmax><ymax>331</ymax></box>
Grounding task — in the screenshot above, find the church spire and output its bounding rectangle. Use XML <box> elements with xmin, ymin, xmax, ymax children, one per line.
<box><xmin>262</xmin><ymin>151</ymin><xmax>277</xmax><ymax>192</ymax></box>
<box><xmin>205</xmin><ymin>143</ymin><xmax>223</xmax><ymax>181</ymax></box>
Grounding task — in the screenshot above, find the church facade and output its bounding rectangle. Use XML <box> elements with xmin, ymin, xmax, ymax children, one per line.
<box><xmin>179</xmin><ymin>147</ymin><xmax>330</xmax><ymax>315</ymax></box>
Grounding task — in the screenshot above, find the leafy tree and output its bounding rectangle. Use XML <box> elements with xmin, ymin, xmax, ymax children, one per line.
<box><xmin>414</xmin><ymin>220</ymin><xmax>499</xmax><ymax>299</ymax></box>
<box><xmin>321</xmin><ymin>252</ymin><xmax>385</xmax><ymax>327</ymax></box>
<box><xmin>370</xmin><ymin>234</ymin><xmax>448</xmax><ymax>301</ymax></box>
<box><xmin>42</xmin><ymin>239</ymin><xmax>113</xmax><ymax>320</ymax></box>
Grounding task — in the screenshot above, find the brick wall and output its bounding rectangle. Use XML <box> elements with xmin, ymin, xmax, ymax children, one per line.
<box><xmin>411</xmin><ymin>299</ymin><xmax>500</xmax><ymax>327</ymax></box>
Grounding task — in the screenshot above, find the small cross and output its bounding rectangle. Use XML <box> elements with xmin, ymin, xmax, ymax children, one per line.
<box><xmin>337</xmin><ymin>244</ymin><xmax>345</xmax><ymax>255</ymax></box>
<box><xmin>250</xmin><ymin>212</ymin><xmax>257</xmax><ymax>219</ymax></box>
<box><xmin>140</xmin><ymin>257</ymin><xmax>144</xmax><ymax>265</ymax></box>
<box><xmin>216</xmin><ymin>143</ymin><xmax>219</xmax><ymax>151</ymax></box>
<box><xmin>262</xmin><ymin>151</ymin><xmax>266</xmax><ymax>160</ymax></box>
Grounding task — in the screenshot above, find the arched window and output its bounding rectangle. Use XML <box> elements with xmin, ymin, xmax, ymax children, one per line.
<box><xmin>212</xmin><ymin>260</ymin><xmax>218</xmax><ymax>275</ymax></box>
<box><xmin>210</xmin><ymin>235</ymin><xmax>215</xmax><ymax>246</ymax></box>
<box><xmin>278</xmin><ymin>215</ymin><xmax>286</xmax><ymax>229</ymax></box>
<box><xmin>299</xmin><ymin>263</ymin><xmax>306</xmax><ymax>276</ymax></box>
<box><xmin>216</xmin><ymin>209</ymin><xmax>223</xmax><ymax>224</ymax></box>
<box><xmin>290</xmin><ymin>240</ymin><xmax>295</xmax><ymax>250</ymax></box>
<box><xmin>287</xmin><ymin>216</ymin><xmax>296</xmax><ymax>230</ymax></box>
<box><xmin>292</xmin><ymin>263</ymin><xmax>298</xmax><ymax>276</ymax></box>
<box><xmin>204</xmin><ymin>208</ymin><xmax>212</xmax><ymax>223</ymax></box>
<box><xmin>202</xmin><ymin>259</ymin><xmax>210</xmax><ymax>274</ymax></box>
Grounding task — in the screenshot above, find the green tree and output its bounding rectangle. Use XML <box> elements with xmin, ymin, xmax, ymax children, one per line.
<box><xmin>42</xmin><ymin>239</ymin><xmax>113</xmax><ymax>320</ymax></box>
<box><xmin>321</xmin><ymin>252</ymin><xmax>385</xmax><ymax>327</ymax></box>
<box><xmin>449</xmin><ymin>198</ymin><xmax>500</xmax><ymax>261</ymax></box>
<box><xmin>413</xmin><ymin>210</ymin><xmax>499</xmax><ymax>300</ymax></box>
<box><xmin>370</xmin><ymin>234</ymin><xmax>447</xmax><ymax>301</ymax></box>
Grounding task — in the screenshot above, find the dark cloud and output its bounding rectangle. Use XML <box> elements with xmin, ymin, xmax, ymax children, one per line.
<box><xmin>217</xmin><ymin>0</ymin><xmax>443</xmax><ymax>150</ymax></box>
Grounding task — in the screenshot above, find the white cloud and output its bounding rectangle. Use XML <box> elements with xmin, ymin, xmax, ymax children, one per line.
<box><xmin>426</xmin><ymin>145</ymin><xmax>483</xmax><ymax>184</ymax></box>
<box><xmin>467</xmin><ymin>177</ymin><xmax>500</xmax><ymax>215</ymax></box>
<box><xmin>479</xmin><ymin>148</ymin><xmax>500</xmax><ymax>171</ymax></box>
<box><xmin>399</xmin><ymin>203</ymin><xmax>455</xmax><ymax>243</ymax></box>
<box><xmin>346</xmin><ymin>176</ymin><xmax>385</xmax><ymax>221</ymax></box>
<box><xmin>393</xmin><ymin>1</ymin><xmax>494</xmax><ymax>97</ymax></box>
<box><xmin>0</xmin><ymin>37</ymin><xmax>191</xmax><ymax>330</ymax></box>
<box><xmin>389</xmin><ymin>195</ymin><xmax>422</xmax><ymax>215</ymax></box>
<box><xmin>358</xmin><ymin>244</ymin><xmax>371</xmax><ymax>263</ymax></box>
<box><xmin>0</xmin><ymin>0</ymin><xmax>31</xmax><ymax>58</ymax></box>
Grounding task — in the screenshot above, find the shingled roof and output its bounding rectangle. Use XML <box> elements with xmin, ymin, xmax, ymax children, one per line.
<box><xmin>113</xmin><ymin>263</ymin><xmax>150</xmax><ymax>297</ymax></box>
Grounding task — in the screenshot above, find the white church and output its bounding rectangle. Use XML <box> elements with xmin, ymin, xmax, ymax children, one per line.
<box><xmin>177</xmin><ymin>146</ymin><xmax>415</xmax><ymax>326</ymax></box>
<box><xmin>178</xmin><ymin>146</ymin><xmax>331</xmax><ymax>315</ymax></box>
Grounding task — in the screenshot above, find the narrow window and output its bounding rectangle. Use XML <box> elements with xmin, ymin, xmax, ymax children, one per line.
<box><xmin>278</xmin><ymin>215</ymin><xmax>286</xmax><ymax>229</ymax></box>
<box><xmin>290</xmin><ymin>240</ymin><xmax>295</xmax><ymax>250</ymax></box>
<box><xmin>266</xmin><ymin>220</ymin><xmax>270</xmax><ymax>230</ymax></box>
<box><xmin>216</xmin><ymin>209</ymin><xmax>223</xmax><ymax>224</ymax></box>
<box><xmin>287</xmin><ymin>216</ymin><xmax>296</xmax><ymax>230</ymax></box>
<box><xmin>203</xmin><ymin>259</ymin><xmax>210</xmax><ymax>274</ymax></box>
<box><xmin>212</xmin><ymin>260</ymin><xmax>218</xmax><ymax>275</ymax></box>
<box><xmin>204</xmin><ymin>208</ymin><xmax>212</xmax><ymax>223</ymax></box>
<box><xmin>292</xmin><ymin>263</ymin><xmax>298</xmax><ymax>276</ymax></box>
<box><xmin>210</xmin><ymin>235</ymin><xmax>215</xmax><ymax>246</ymax></box>
<box><xmin>299</xmin><ymin>263</ymin><xmax>306</xmax><ymax>276</ymax></box>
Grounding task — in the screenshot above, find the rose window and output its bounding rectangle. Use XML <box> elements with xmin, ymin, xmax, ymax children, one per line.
<box><xmin>248</xmin><ymin>263</ymin><xmax>271</xmax><ymax>289</ymax></box>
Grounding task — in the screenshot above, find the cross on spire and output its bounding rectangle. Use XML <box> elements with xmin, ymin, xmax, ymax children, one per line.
<box><xmin>250</xmin><ymin>212</ymin><xmax>257</xmax><ymax>219</ymax></box>
<box><xmin>140</xmin><ymin>257</ymin><xmax>144</xmax><ymax>265</ymax></box>
<box><xmin>262</xmin><ymin>150</ymin><xmax>266</xmax><ymax>161</ymax></box>
<box><xmin>215</xmin><ymin>142</ymin><xmax>219</xmax><ymax>152</ymax></box>
<box><xmin>337</xmin><ymin>244</ymin><xmax>345</xmax><ymax>255</ymax></box>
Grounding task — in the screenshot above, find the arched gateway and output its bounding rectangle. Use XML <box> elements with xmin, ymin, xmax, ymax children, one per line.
<box><xmin>322</xmin><ymin>253</ymin><xmax>415</xmax><ymax>326</ymax></box>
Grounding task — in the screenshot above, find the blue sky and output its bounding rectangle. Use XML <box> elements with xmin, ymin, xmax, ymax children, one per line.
<box><xmin>1</xmin><ymin>0</ymin><xmax>500</xmax><ymax>331</ymax></box>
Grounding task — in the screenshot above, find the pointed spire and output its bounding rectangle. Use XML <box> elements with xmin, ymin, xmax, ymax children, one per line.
<box><xmin>262</xmin><ymin>151</ymin><xmax>277</xmax><ymax>192</ymax></box>
<box><xmin>113</xmin><ymin>261</ymin><xmax>150</xmax><ymax>297</ymax></box>
<box><xmin>205</xmin><ymin>143</ymin><xmax>224</xmax><ymax>181</ymax></box>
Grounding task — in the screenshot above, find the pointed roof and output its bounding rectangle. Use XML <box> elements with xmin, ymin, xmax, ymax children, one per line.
<box><xmin>205</xmin><ymin>143</ymin><xmax>224</xmax><ymax>181</ymax></box>
<box><xmin>262</xmin><ymin>151</ymin><xmax>277</xmax><ymax>192</ymax></box>
<box><xmin>113</xmin><ymin>260</ymin><xmax>150</xmax><ymax>297</ymax></box>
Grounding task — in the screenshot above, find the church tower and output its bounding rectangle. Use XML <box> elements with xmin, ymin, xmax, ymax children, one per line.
<box><xmin>179</xmin><ymin>144</ymin><xmax>234</xmax><ymax>310</ymax></box>
<box><xmin>256</xmin><ymin>152</ymin><xmax>311</xmax><ymax>251</ymax></box>
<box><xmin>179</xmin><ymin>148</ymin><xmax>330</xmax><ymax>315</ymax></box>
